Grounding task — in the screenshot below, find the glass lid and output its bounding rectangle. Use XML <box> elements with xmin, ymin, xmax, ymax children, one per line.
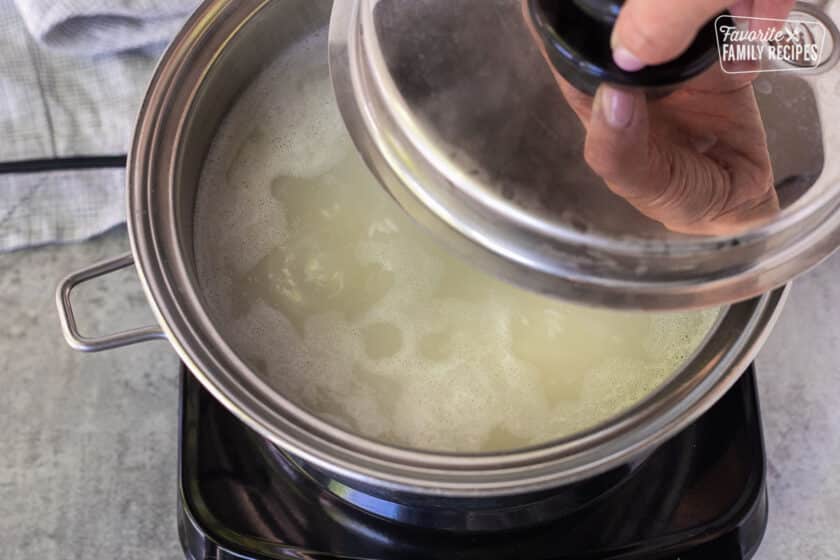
<box><xmin>329</xmin><ymin>0</ymin><xmax>840</xmax><ymax>309</ymax></box>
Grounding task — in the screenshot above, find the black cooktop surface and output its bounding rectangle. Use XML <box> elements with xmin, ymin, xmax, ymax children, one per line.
<box><xmin>178</xmin><ymin>365</ymin><xmax>767</xmax><ymax>560</ymax></box>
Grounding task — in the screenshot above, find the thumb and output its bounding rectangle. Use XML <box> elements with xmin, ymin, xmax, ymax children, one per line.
<box><xmin>585</xmin><ymin>85</ymin><xmax>663</xmax><ymax>203</ymax></box>
<box><xmin>611</xmin><ymin>0</ymin><xmax>732</xmax><ymax>71</ymax></box>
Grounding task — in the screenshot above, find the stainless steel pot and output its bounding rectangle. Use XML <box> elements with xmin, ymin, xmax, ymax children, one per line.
<box><xmin>56</xmin><ymin>0</ymin><xmax>788</xmax><ymax>531</ymax></box>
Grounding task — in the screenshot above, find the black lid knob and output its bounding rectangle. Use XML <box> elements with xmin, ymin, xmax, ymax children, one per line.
<box><xmin>529</xmin><ymin>0</ymin><xmax>726</xmax><ymax>95</ymax></box>
<box><xmin>572</xmin><ymin>0</ymin><xmax>623</xmax><ymax>24</ymax></box>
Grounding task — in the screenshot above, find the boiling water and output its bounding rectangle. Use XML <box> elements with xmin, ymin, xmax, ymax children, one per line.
<box><xmin>194</xmin><ymin>30</ymin><xmax>718</xmax><ymax>453</ymax></box>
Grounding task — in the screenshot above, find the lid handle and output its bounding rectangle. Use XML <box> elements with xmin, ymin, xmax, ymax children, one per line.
<box><xmin>528</xmin><ymin>0</ymin><xmax>725</xmax><ymax>95</ymax></box>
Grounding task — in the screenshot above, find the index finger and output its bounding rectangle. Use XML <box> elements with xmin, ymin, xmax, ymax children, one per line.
<box><xmin>611</xmin><ymin>0</ymin><xmax>733</xmax><ymax>69</ymax></box>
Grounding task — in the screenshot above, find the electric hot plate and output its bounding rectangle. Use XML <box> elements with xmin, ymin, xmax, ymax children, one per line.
<box><xmin>178</xmin><ymin>365</ymin><xmax>767</xmax><ymax>559</ymax></box>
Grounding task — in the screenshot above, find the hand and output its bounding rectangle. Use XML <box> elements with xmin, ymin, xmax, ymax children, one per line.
<box><xmin>558</xmin><ymin>70</ymin><xmax>780</xmax><ymax>235</ymax></box>
<box><xmin>525</xmin><ymin>0</ymin><xmax>797</xmax><ymax>235</ymax></box>
<box><xmin>589</xmin><ymin>0</ymin><xmax>797</xmax><ymax>234</ymax></box>
<box><xmin>611</xmin><ymin>0</ymin><xmax>796</xmax><ymax>71</ymax></box>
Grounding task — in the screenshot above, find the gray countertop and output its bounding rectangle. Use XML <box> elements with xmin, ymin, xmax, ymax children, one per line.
<box><xmin>1</xmin><ymin>229</ymin><xmax>839</xmax><ymax>559</ymax></box>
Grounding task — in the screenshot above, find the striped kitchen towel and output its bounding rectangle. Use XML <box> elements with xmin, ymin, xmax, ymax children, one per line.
<box><xmin>0</xmin><ymin>0</ymin><xmax>198</xmax><ymax>252</ymax></box>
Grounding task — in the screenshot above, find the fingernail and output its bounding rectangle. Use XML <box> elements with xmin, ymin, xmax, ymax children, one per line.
<box><xmin>602</xmin><ymin>87</ymin><xmax>635</xmax><ymax>129</ymax></box>
<box><xmin>613</xmin><ymin>46</ymin><xmax>646</xmax><ymax>72</ymax></box>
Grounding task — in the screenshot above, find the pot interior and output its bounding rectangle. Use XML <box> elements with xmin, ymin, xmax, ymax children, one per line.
<box><xmin>181</xmin><ymin>0</ymin><xmax>726</xmax><ymax>454</ymax></box>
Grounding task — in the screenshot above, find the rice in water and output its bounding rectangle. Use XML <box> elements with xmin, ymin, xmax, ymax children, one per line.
<box><xmin>194</xmin><ymin>30</ymin><xmax>718</xmax><ymax>453</ymax></box>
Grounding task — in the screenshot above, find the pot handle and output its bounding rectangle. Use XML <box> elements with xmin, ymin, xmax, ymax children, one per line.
<box><xmin>56</xmin><ymin>253</ymin><xmax>166</xmax><ymax>352</ymax></box>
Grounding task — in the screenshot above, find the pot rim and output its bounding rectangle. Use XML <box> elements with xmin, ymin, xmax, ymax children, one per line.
<box><xmin>127</xmin><ymin>0</ymin><xmax>789</xmax><ymax>498</ymax></box>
